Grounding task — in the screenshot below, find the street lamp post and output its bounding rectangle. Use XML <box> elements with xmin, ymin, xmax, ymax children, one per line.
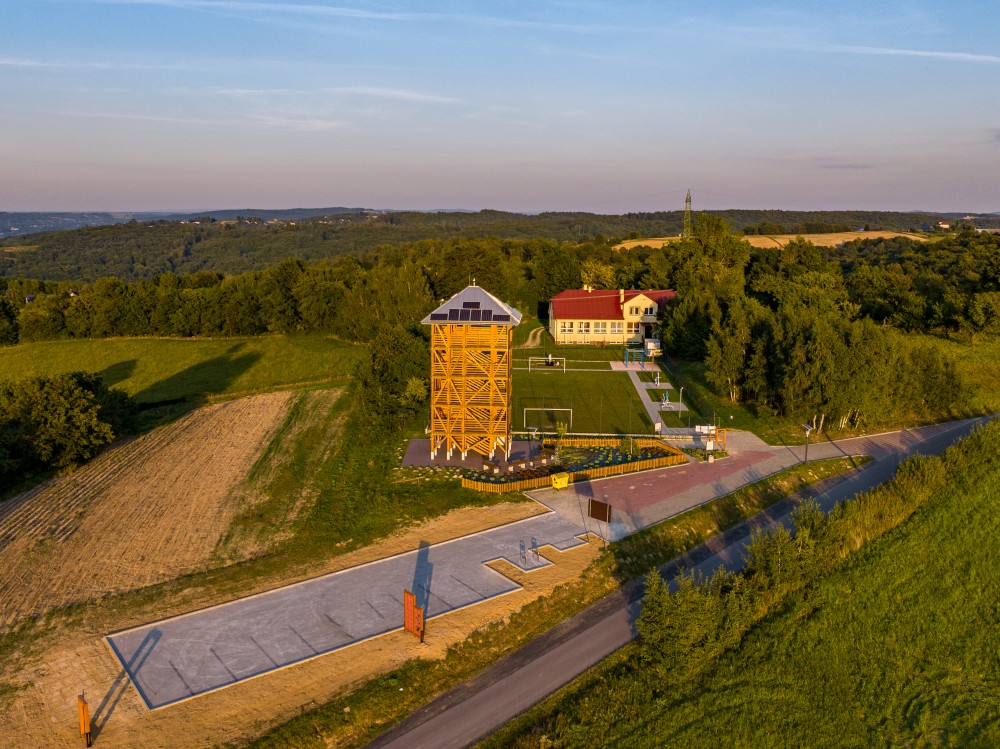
<box><xmin>802</xmin><ymin>423</ymin><xmax>813</xmax><ymax>463</ymax></box>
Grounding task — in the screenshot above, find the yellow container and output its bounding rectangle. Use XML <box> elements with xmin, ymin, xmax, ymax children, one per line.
<box><xmin>551</xmin><ymin>472</ymin><xmax>570</xmax><ymax>489</ymax></box>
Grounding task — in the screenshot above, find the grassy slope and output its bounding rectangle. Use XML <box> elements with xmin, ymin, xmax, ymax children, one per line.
<box><xmin>482</xmin><ymin>425</ymin><xmax>1000</xmax><ymax>748</ymax></box>
<box><xmin>0</xmin><ymin>334</ymin><xmax>365</xmax><ymax>404</ymax></box>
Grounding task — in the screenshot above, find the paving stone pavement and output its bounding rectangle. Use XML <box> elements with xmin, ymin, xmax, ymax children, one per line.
<box><xmin>107</xmin><ymin>512</ymin><xmax>588</xmax><ymax>709</ymax></box>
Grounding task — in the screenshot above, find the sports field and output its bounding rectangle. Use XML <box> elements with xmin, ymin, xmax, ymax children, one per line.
<box><xmin>512</xmin><ymin>369</ymin><xmax>651</xmax><ymax>434</ymax></box>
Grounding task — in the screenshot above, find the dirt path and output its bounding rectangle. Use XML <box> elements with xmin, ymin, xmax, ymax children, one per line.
<box><xmin>3</xmin><ymin>500</ymin><xmax>591</xmax><ymax>749</ymax></box>
<box><xmin>517</xmin><ymin>327</ymin><xmax>545</xmax><ymax>349</ymax></box>
<box><xmin>0</xmin><ymin>392</ymin><xmax>294</xmax><ymax>627</ymax></box>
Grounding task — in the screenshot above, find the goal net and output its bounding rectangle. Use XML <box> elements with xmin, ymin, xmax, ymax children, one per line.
<box><xmin>527</xmin><ymin>356</ymin><xmax>567</xmax><ymax>372</ymax></box>
<box><xmin>523</xmin><ymin>407</ymin><xmax>574</xmax><ymax>431</ymax></box>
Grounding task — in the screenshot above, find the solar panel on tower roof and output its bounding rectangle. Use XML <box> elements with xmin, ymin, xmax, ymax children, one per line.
<box><xmin>430</xmin><ymin>313</ymin><xmax>448</xmax><ymax>321</ymax></box>
<box><xmin>463</xmin><ymin>301</ymin><xmax>480</xmax><ymax>309</ymax></box>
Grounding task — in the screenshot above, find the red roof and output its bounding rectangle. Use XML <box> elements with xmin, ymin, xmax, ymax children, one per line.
<box><xmin>549</xmin><ymin>289</ymin><xmax>676</xmax><ymax>320</ymax></box>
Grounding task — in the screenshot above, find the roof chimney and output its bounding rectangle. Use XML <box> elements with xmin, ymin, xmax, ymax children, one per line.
<box><xmin>619</xmin><ymin>289</ymin><xmax>624</xmax><ymax>304</ymax></box>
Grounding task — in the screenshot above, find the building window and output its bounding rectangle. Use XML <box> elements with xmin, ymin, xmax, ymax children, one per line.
<box><xmin>628</xmin><ymin>306</ymin><xmax>640</xmax><ymax>316</ymax></box>
<box><xmin>644</xmin><ymin>306</ymin><xmax>655</xmax><ymax>316</ymax></box>
<box><xmin>627</xmin><ymin>322</ymin><xmax>640</xmax><ymax>335</ymax></box>
<box><xmin>579</xmin><ymin>321</ymin><xmax>591</xmax><ymax>334</ymax></box>
<box><xmin>594</xmin><ymin>322</ymin><xmax>607</xmax><ymax>334</ymax></box>
<box><xmin>611</xmin><ymin>321</ymin><xmax>623</xmax><ymax>334</ymax></box>
<box><xmin>560</xmin><ymin>321</ymin><xmax>574</xmax><ymax>333</ymax></box>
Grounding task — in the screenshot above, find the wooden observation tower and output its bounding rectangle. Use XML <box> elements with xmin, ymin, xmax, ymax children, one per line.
<box><xmin>422</xmin><ymin>285</ymin><xmax>522</xmax><ymax>460</ymax></box>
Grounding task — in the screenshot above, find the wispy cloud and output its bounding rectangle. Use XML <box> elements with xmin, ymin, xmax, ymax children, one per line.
<box><xmin>93</xmin><ymin>0</ymin><xmax>424</xmax><ymax>20</ymax></box>
<box><xmin>249</xmin><ymin>114</ymin><xmax>346</xmax><ymax>131</ymax></box>
<box><xmin>63</xmin><ymin>111</ymin><xmax>237</xmax><ymax>127</ymax></box>
<box><xmin>331</xmin><ymin>87</ymin><xmax>458</xmax><ymax>104</ymax></box>
<box><xmin>85</xmin><ymin>0</ymin><xmax>609</xmax><ymax>32</ymax></box>
<box><xmin>820</xmin><ymin>44</ymin><xmax>1000</xmax><ymax>65</ymax></box>
<box><xmin>0</xmin><ymin>56</ymin><xmax>185</xmax><ymax>70</ymax></box>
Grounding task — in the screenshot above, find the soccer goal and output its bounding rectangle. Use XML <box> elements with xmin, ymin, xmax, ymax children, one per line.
<box><xmin>523</xmin><ymin>407</ymin><xmax>574</xmax><ymax>431</ymax></box>
<box><xmin>528</xmin><ymin>356</ymin><xmax>567</xmax><ymax>372</ymax></box>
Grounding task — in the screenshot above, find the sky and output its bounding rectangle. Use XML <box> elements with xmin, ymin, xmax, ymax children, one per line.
<box><xmin>2</xmin><ymin>1</ymin><xmax>999</xmax><ymax>213</ymax></box>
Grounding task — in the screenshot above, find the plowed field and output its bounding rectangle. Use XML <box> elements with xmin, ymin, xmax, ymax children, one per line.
<box><xmin>0</xmin><ymin>392</ymin><xmax>293</xmax><ymax>627</ymax></box>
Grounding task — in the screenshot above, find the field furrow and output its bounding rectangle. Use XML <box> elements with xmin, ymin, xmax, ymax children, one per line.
<box><xmin>0</xmin><ymin>392</ymin><xmax>295</xmax><ymax>627</ymax></box>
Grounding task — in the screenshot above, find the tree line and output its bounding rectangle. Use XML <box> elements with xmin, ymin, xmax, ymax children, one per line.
<box><xmin>3</xmin><ymin>222</ymin><xmax>997</xmax><ymax>430</ymax></box>
<box><xmin>0</xmin><ymin>208</ymin><xmax>953</xmax><ymax>283</ymax></box>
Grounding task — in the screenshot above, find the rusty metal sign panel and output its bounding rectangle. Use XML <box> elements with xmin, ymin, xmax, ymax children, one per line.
<box><xmin>403</xmin><ymin>589</ymin><xmax>425</xmax><ymax>641</ymax></box>
<box><xmin>588</xmin><ymin>498</ymin><xmax>611</xmax><ymax>524</ymax></box>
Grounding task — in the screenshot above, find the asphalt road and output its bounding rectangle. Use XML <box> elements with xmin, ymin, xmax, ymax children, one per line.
<box><xmin>366</xmin><ymin>416</ymin><xmax>990</xmax><ymax>749</ymax></box>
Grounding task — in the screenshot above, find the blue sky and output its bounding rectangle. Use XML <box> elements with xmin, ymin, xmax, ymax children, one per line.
<box><xmin>2</xmin><ymin>1</ymin><xmax>998</xmax><ymax>212</ymax></box>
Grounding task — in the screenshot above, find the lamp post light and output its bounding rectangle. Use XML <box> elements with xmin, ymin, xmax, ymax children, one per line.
<box><xmin>802</xmin><ymin>423</ymin><xmax>813</xmax><ymax>463</ymax></box>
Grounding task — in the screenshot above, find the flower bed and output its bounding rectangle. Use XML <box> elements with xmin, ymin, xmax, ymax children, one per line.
<box><xmin>460</xmin><ymin>443</ymin><xmax>687</xmax><ymax>493</ymax></box>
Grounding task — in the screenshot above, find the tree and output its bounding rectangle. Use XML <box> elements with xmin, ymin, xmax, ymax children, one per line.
<box><xmin>579</xmin><ymin>259</ymin><xmax>616</xmax><ymax>289</ymax></box>
<box><xmin>705</xmin><ymin>298</ymin><xmax>759</xmax><ymax>403</ymax></box>
<box><xmin>0</xmin><ymin>298</ymin><xmax>18</xmax><ymax>346</ymax></box>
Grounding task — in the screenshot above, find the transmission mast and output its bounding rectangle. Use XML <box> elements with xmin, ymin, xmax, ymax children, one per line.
<box><xmin>682</xmin><ymin>189</ymin><xmax>693</xmax><ymax>239</ymax></box>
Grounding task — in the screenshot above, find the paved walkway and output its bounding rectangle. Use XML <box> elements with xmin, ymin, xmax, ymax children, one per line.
<box><xmin>528</xmin><ymin>419</ymin><xmax>984</xmax><ymax>540</ymax></box>
<box><xmin>108</xmin><ymin>417</ymin><xmax>988</xmax><ymax>710</ymax></box>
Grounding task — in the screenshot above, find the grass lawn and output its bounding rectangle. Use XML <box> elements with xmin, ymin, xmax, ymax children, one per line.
<box><xmin>513</xmin><ymin>369</ymin><xmax>651</xmax><ymax>434</ymax></box>
<box><xmin>0</xmin><ymin>334</ymin><xmax>365</xmax><ymax>405</ymax></box>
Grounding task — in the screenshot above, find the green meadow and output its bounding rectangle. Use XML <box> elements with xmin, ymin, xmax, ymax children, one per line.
<box><xmin>0</xmin><ymin>334</ymin><xmax>365</xmax><ymax>405</ymax></box>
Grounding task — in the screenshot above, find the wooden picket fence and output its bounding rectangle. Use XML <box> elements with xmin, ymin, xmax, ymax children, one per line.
<box><xmin>553</xmin><ymin>436</ymin><xmax>683</xmax><ymax>452</ymax></box>
<box><xmin>461</xmin><ymin>452</ymin><xmax>687</xmax><ymax>494</ymax></box>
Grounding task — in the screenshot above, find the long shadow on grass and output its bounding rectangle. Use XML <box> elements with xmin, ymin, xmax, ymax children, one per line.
<box><xmin>134</xmin><ymin>344</ymin><xmax>262</xmax><ymax>422</ymax></box>
<box><xmin>99</xmin><ymin>358</ymin><xmax>138</xmax><ymax>388</ymax></box>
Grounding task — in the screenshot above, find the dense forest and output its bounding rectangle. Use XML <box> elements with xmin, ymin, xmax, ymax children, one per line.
<box><xmin>0</xmin><ymin>209</ymin><xmax>952</xmax><ymax>282</ymax></box>
<box><xmin>3</xmin><ymin>220</ymin><xmax>998</xmax><ymax>434</ymax></box>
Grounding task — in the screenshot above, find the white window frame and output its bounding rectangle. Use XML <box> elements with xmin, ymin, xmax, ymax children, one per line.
<box><xmin>643</xmin><ymin>305</ymin><xmax>655</xmax><ymax>316</ymax></box>
<box><xmin>611</xmin><ymin>321</ymin><xmax>623</xmax><ymax>334</ymax></box>
<box><xmin>627</xmin><ymin>321</ymin><xmax>640</xmax><ymax>335</ymax></box>
<box><xmin>628</xmin><ymin>306</ymin><xmax>640</xmax><ymax>316</ymax></box>
<box><xmin>594</xmin><ymin>321</ymin><xmax>607</xmax><ymax>335</ymax></box>
<box><xmin>560</xmin><ymin>320</ymin><xmax>574</xmax><ymax>333</ymax></box>
<box><xmin>579</xmin><ymin>321</ymin><xmax>591</xmax><ymax>334</ymax></box>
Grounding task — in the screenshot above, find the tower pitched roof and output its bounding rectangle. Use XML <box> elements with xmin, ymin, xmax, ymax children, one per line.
<box><xmin>421</xmin><ymin>285</ymin><xmax>523</xmax><ymax>326</ymax></box>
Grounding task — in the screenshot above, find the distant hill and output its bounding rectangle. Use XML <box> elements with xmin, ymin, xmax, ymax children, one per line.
<box><xmin>0</xmin><ymin>208</ymin><xmax>366</xmax><ymax>240</ymax></box>
<box><xmin>0</xmin><ymin>208</ymin><xmax>968</xmax><ymax>282</ymax></box>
